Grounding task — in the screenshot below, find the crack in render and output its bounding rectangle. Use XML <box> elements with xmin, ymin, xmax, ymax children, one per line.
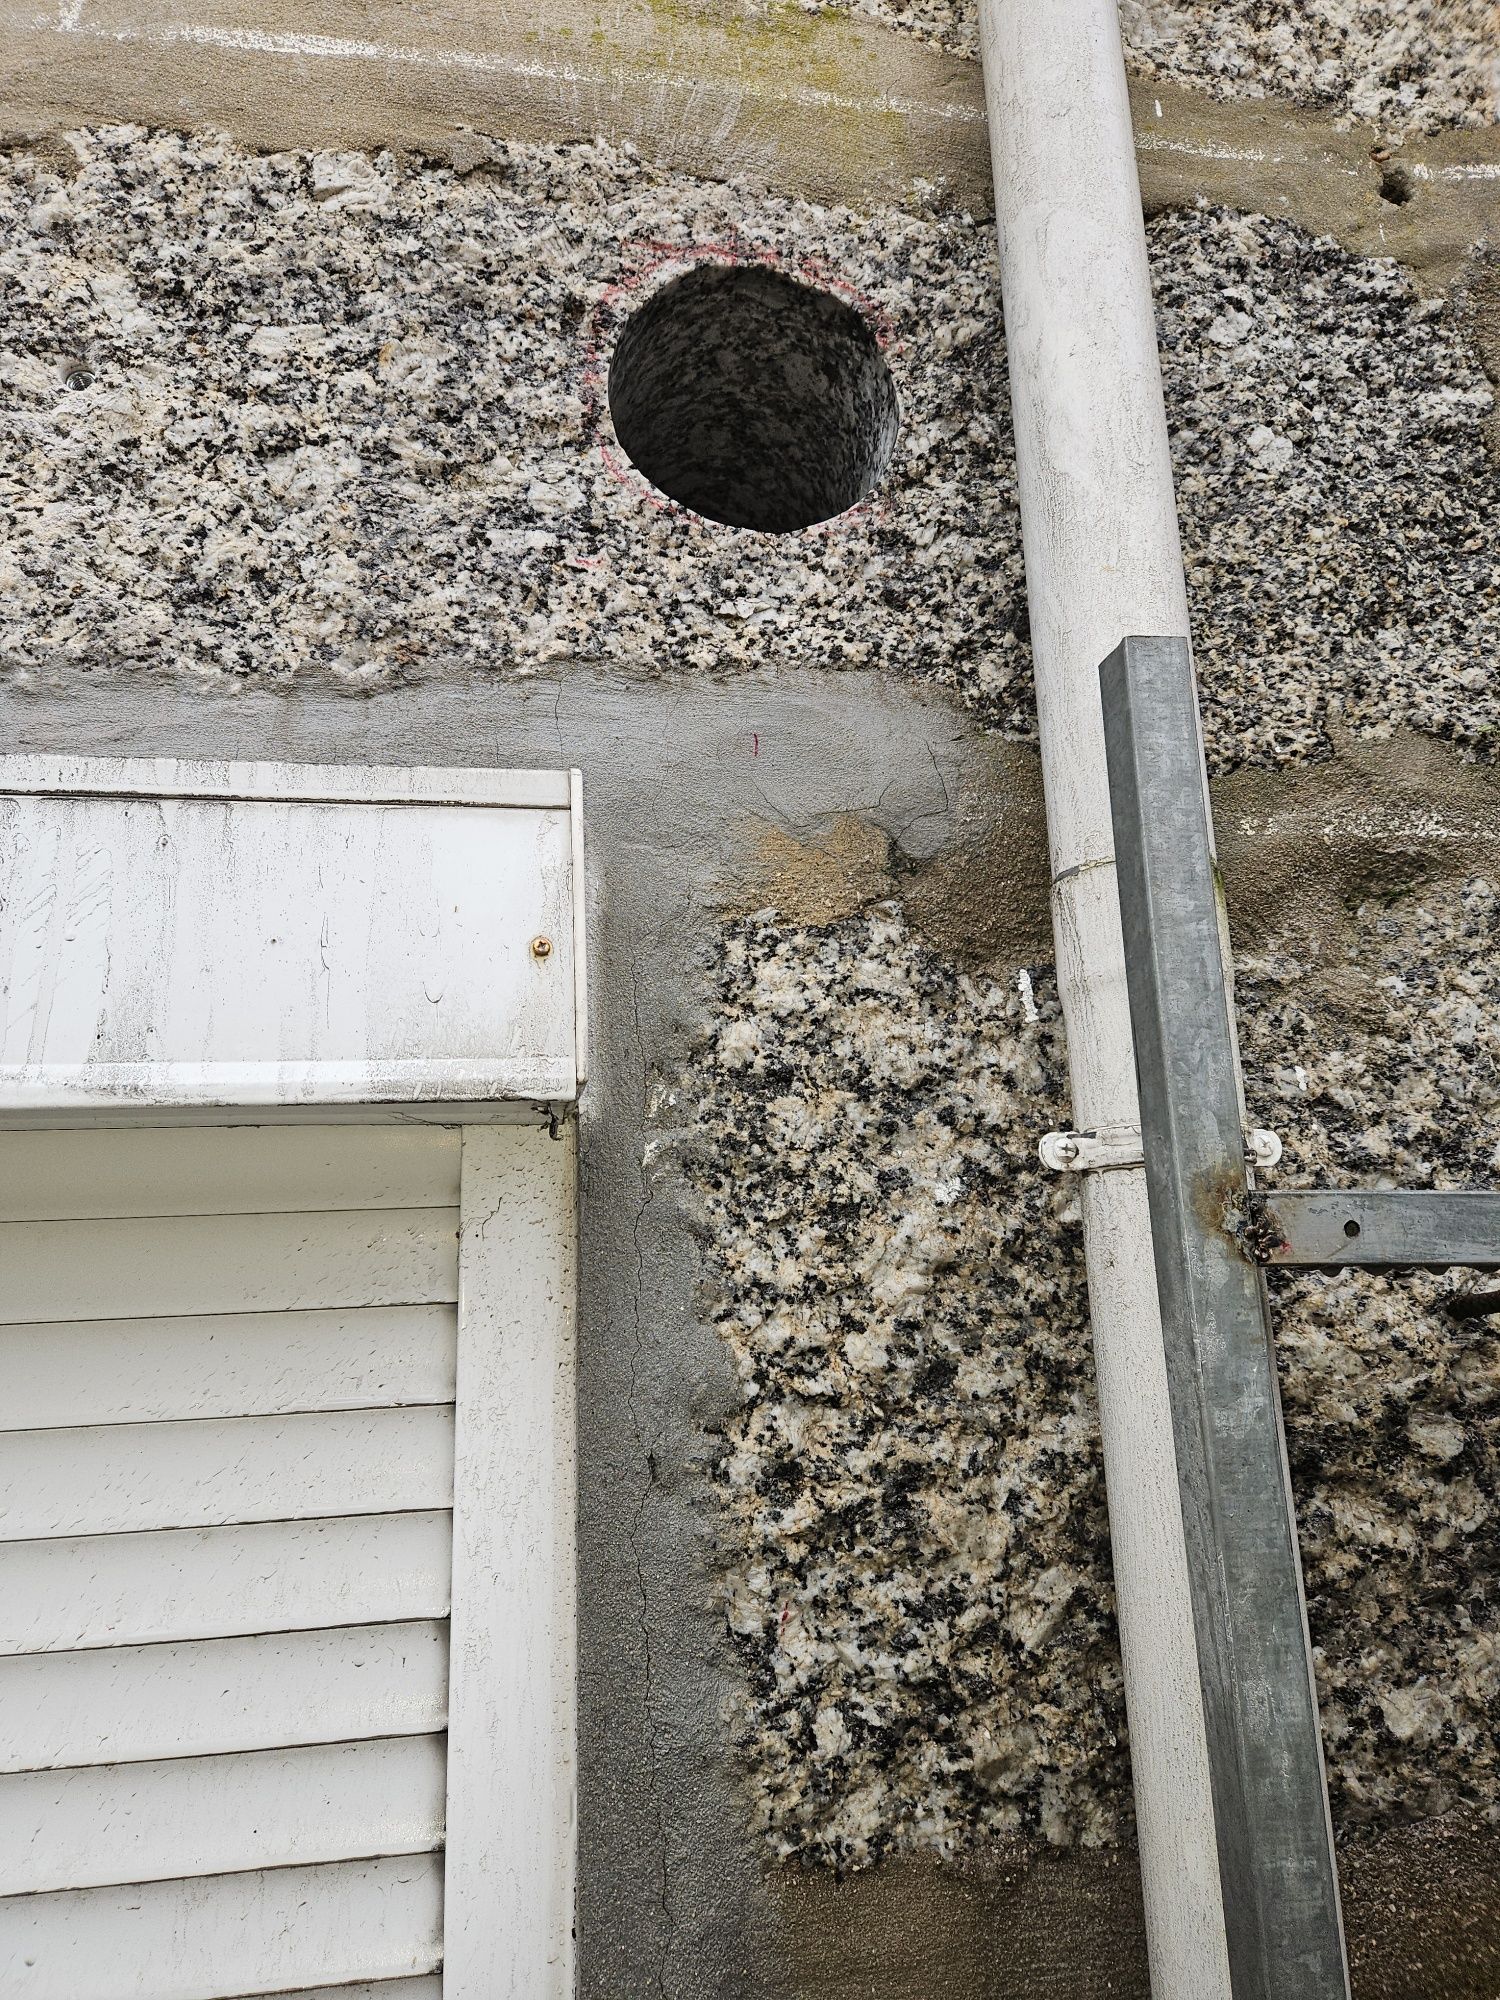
<box><xmin>626</xmin><ymin>945</ymin><xmax>675</xmax><ymax>1997</ymax></box>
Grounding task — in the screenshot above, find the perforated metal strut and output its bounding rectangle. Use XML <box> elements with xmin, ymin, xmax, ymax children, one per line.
<box><xmin>1253</xmin><ymin>1189</ymin><xmax>1500</xmax><ymax>1273</ymax></box>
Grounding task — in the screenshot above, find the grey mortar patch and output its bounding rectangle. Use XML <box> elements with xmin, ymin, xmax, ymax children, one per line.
<box><xmin>1214</xmin><ymin>727</ymin><xmax>1500</xmax><ymax>954</ymax></box>
<box><xmin>686</xmin><ymin>879</ymin><xmax>1499</xmax><ymax>1865</ymax></box>
<box><xmin>1</xmin><ymin>131</ymin><xmax>1496</xmax><ymax>771</ymax></box>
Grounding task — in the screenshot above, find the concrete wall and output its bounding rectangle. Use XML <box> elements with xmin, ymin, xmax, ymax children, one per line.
<box><xmin>1</xmin><ymin>5</ymin><xmax>1498</xmax><ymax>1995</ymax></box>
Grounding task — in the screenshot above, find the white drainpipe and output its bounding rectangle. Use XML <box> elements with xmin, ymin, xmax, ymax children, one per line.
<box><xmin>976</xmin><ymin>4</ymin><xmax>1235</xmax><ymax>1996</ymax></box>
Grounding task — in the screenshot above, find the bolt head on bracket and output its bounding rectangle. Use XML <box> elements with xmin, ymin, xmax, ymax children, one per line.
<box><xmin>1246</xmin><ymin>1128</ymin><xmax>1283</xmax><ymax>1171</ymax></box>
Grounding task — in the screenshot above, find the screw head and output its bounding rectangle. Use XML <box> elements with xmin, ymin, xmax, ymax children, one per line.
<box><xmin>63</xmin><ymin>366</ymin><xmax>95</xmax><ymax>391</ymax></box>
<box><xmin>1055</xmin><ymin>1135</ymin><xmax>1080</xmax><ymax>1164</ymax></box>
<box><xmin>531</xmin><ymin>935</ymin><xmax>553</xmax><ymax>961</ymax></box>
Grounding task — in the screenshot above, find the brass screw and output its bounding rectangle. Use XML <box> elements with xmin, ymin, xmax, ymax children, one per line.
<box><xmin>531</xmin><ymin>935</ymin><xmax>553</xmax><ymax>961</ymax></box>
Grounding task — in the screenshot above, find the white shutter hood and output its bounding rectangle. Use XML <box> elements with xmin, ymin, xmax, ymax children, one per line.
<box><xmin>0</xmin><ymin>757</ymin><xmax>586</xmax><ymax>1121</ymax></box>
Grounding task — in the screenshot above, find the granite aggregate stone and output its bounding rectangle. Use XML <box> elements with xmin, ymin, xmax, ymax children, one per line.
<box><xmin>1153</xmin><ymin>205</ymin><xmax>1500</xmax><ymax>772</ymax></box>
<box><xmin>806</xmin><ymin>0</ymin><xmax>1499</xmax><ymax>137</ymax></box>
<box><xmin>0</xmin><ymin>127</ymin><xmax>1026</xmax><ymax>723</ymax></box>
<box><xmin>1120</xmin><ymin>0</ymin><xmax>1499</xmax><ymax>135</ymax></box>
<box><xmin>2</xmin><ymin>132</ymin><xmax>1496</xmax><ymax>776</ymax></box>
<box><xmin>691</xmin><ymin>884</ymin><xmax>1500</xmax><ymax>1862</ymax></box>
<box><xmin>1240</xmin><ymin>875</ymin><xmax>1500</xmax><ymax>1834</ymax></box>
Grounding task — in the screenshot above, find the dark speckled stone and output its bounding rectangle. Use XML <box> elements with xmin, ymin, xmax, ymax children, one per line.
<box><xmin>689</xmin><ymin>883</ymin><xmax>1498</xmax><ymax>1864</ymax></box>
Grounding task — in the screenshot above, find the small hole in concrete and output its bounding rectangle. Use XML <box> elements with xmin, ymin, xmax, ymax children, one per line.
<box><xmin>607</xmin><ymin>263</ymin><xmax>898</xmax><ymax>532</ymax></box>
<box><xmin>1378</xmin><ymin>162</ymin><xmax>1414</xmax><ymax>206</ymax></box>
<box><xmin>1344</xmin><ymin>1218</ymin><xmax>1362</xmax><ymax>1239</ymax></box>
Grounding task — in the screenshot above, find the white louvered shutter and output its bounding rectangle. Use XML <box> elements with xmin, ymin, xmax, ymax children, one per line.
<box><xmin>0</xmin><ymin>1119</ymin><xmax>574</xmax><ymax>2000</ymax></box>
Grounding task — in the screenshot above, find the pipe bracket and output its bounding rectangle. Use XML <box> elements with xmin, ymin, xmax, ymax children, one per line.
<box><xmin>1041</xmin><ymin>1126</ymin><xmax>1282</xmax><ymax>1174</ymax></box>
<box><xmin>1039</xmin><ymin>1126</ymin><xmax>1142</xmax><ymax>1173</ymax></box>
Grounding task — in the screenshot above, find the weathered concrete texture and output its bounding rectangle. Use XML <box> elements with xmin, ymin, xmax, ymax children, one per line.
<box><xmin>0</xmin><ymin>0</ymin><xmax>996</xmax><ymax>218</ymax></box>
<box><xmin>773</xmin><ymin>1850</ymin><xmax>1150</xmax><ymax>2000</ymax></box>
<box><xmin>1456</xmin><ymin>240</ymin><xmax>1500</xmax><ymax>457</ymax></box>
<box><xmin>1131</xmin><ymin>80</ymin><xmax>1500</xmax><ymax>296</ymax></box>
<box><xmin>1339</xmin><ymin>1809</ymin><xmax>1500</xmax><ymax>2000</ymax></box>
<box><xmin>774</xmin><ymin>1819</ymin><xmax>1500</xmax><ymax>2000</ymax></box>
<box><xmin>1</xmin><ymin>130</ymin><xmax>1496</xmax><ymax>768</ymax></box>
<box><xmin>1215</xmin><ymin>726</ymin><xmax>1500</xmax><ymax>955</ymax></box>
<box><xmin>4</xmin><ymin>1</ymin><xmax>1499</xmax><ymax>284</ymax></box>
<box><xmin>723</xmin><ymin>740</ymin><xmax>1054</xmax><ymax>966</ymax></box>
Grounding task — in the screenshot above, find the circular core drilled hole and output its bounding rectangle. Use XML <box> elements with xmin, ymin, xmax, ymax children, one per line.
<box><xmin>1344</xmin><ymin>1218</ymin><xmax>1362</xmax><ymax>1238</ymax></box>
<box><xmin>607</xmin><ymin>263</ymin><xmax>898</xmax><ymax>532</ymax></box>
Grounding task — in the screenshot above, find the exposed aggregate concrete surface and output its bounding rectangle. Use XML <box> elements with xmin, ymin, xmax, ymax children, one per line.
<box><xmin>0</xmin><ymin>128</ymin><xmax>1025</xmax><ymax>723</ymax></box>
<box><xmin>1122</xmin><ymin>0</ymin><xmax>1500</xmax><ymax>134</ymax></box>
<box><xmin>2</xmin><ymin>131</ymin><xmax>1497</xmax><ymax>773</ymax></box>
<box><xmin>3</xmin><ymin>123</ymin><xmax>1498</xmax><ymax>1873</ymax></box>
<box><xmin>1153</xmin><ymin>204</ymin><xmax>1499</xmax><ymax>772</ymax></box>
<box><xmin>1242</xmin><ymin>878</ymin><xmax>1500</xmax><ymax>1833</ymax></box>
<box><xmin>810</xmin><ymin>0</ymin><xmax>1499</xmax><ymax>135</ymax></box>
<box><xmin>691</xmin><ymin>885</ymin><xmax>1500</xmax><ymax>1863</ymax></box>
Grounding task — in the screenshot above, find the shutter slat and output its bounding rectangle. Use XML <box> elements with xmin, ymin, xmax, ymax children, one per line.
<box><xmin>0</xmin><ymin>1734</ymin><xmax>447</xmax><ymax>1896</ymax></box>
<box><xmin>226</xmin><ymin>1984</ymin><xmax>441</xmax><ymax>2000</ymax></box>
<box><xmin>0</xmin><ymin>1853</ymin><xmax>444</xmax><ymax>1999</ymax></box>
<box><xmin>0</xmin><ymin>1304</ymin><xmax>457</xmax><ymax>1430</ymax></box>
<box><xmin>0</xmin><ymin>1512</ymin><xmax>452</xmax><ymax>1655</ymax></box>
<box><xmin>0</xmin><ymin>1208</ymin><xmax>459</xmax><ymax>1325</ymax></box>
<box><xmin>0</xmin><ymin>1622</ymin><xmax>448</xmax><ymax>1772</ymax></box>
<box><xmin>0</xmin><ymin>1407</ymin><xmax>455</xmax><ymax>1541</ymax></box>
<box><xmin>0</xmin><ymin>1125</ymin><xmax>461</xmax><ymax>1223</ymax></box>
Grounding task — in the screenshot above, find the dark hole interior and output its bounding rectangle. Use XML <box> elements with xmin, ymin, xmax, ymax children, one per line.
<box><xmin>1378</xmin><ymin>162</ymin><xmax>1414</xmax><ymax>206</ymax></box>
<box><xmin>607</xmin><ymin>263</ymin><xmax>899</xmax><ymax>533</ymax></box>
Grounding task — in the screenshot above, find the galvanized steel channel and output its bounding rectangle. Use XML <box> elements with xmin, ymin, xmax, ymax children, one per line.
<box><xmin>1256</xmin><ymin>1188</ymin><xmax>1500</xmax><ymax>1271</ymax></box>
<box><xmin>1100</xmin><ymin>634</ymin><xmax>1350</xmax><ymax>2000</ymax></box>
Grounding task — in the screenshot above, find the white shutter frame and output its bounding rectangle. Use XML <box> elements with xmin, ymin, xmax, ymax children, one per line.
<box><xmin>446</xmin><ymin>1122</ymin><xmax>578</xmax><ymax>1999</ymax></box>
